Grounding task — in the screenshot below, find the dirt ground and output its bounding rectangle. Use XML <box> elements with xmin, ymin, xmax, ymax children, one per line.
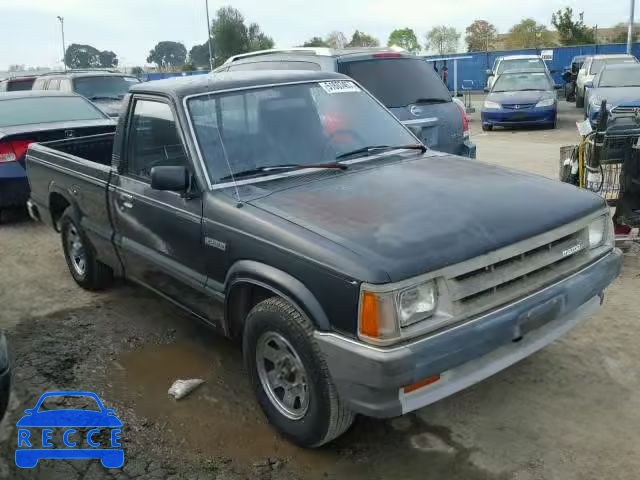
<box><xmin>0</xmin><ymin>99</ymin><xmax>639</xmax><ymax>480</ymax></box>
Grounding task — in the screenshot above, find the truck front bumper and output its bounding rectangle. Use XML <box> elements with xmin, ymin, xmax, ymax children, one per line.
<box><xmin>315</xmin><ymin>249</ymin><xmax>622</xmax><ymax>418</ymax></box>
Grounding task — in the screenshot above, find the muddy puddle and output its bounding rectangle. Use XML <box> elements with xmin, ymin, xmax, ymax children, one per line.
<box><xmin>110</xmin><ymin>339</ymin><xmax>502</xmax><ymax>480</ymax></box>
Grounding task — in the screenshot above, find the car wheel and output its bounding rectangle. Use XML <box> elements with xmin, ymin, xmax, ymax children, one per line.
<box><xmin>482</xmin><ymin>124</ymin><xmax>493</xmax><ymax>131</ymax></box>
<box><xmin>60</xmin><ymin>206</ymin><xmax>113</xmax><ymax>290</ymax></box>
<box><xmin>243</xmin><ymin>297</ymin><xmax>354</xmax><ymax>447</ymax></box>
<box><xmin>576</xmin><ymin>91</ymin><xmax>584</xmax><ymax>108</ymax></box>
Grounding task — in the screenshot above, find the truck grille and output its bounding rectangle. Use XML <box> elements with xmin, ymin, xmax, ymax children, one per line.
<box><xmin>446</xmin><ymin>227</ymin><xmax>590</xmax><ymax>317</ymax></box>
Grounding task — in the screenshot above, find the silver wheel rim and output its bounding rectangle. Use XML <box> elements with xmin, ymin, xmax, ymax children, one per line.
<box><xmin>66</xmin><ymin>223</ymin><xmax>87</xmax><ymax>276</ymax></box>
<box><xmin>256</xmin><ymin>331</ymin><xmax>309</xmax><ymax>420</ymax></box>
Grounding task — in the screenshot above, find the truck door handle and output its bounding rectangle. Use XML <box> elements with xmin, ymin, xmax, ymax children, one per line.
<box><xmin>119</xmin><ymin>193</ymin><xmax>134</xmax><ymax>209</ymax></box>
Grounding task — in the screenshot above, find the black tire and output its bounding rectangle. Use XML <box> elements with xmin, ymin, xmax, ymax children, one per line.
<box><xmin>576</xmin><ymin>90</ymin><xmax>584</xmax><ymax>108</ymax></box>
<box><xmin>482</xmin><ymin>124</ymin><xmax>493</xmax><ymax>131</ymax></box>
<box><xmin>243</xmin><ymin>297</ymin><xmax>354</xmax><ymax>447</ymax></box>
<box><xmin>60</xmin><ymin>206</ymin><xmax>113</xmax><ymax>290</ymax></box>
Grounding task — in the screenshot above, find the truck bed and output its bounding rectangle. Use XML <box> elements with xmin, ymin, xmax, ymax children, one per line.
<box><xmin>40</xmin><ymin>132</ymin><xmax>115</xmax><ymax>166</ymax></box>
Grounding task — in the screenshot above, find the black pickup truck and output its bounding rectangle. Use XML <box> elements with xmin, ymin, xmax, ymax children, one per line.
<box><xmin>26</xmin><ymin>70</ymin><xmax>622</xmax><ymax>447</ymax></box>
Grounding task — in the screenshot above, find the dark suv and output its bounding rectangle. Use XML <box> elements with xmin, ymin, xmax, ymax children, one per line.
<box><xmin>216</xmin><ymin>48</ymin><xmax>476</xmax><ymax>158</ymax></box>
<box><xmin>32</xmin><ymin>70</ymin><xmax>140</xmax><ymax>117</ymax></box>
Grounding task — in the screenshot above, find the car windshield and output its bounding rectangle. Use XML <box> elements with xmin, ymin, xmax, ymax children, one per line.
<box><xmin>341</xmin><ymin>58</ymin><xmax>451</xmax><ymax>108</ymax></box>
<box><xmin>590</xmin><ymin>57</ymin><xmax>638</xmax><ymax>75</ymax></box>
<box><xmin>187</xmin><ymin>80</ymin><xmax>418</xmax><ymax>183</ymax></box>
<box><xmin>497</xmin><ymin>58</ymin><xmax>546</xmax><ymax>74</ymax></box>
<box><xmin>73</xmin><ymin>76</ymin><xmax>140</xmax><ymax>99</ymax></box>
<box><xmin>599</xmin><ymin>67</ymin><xmax>640</xmax><ymax>87</ymax></box>
<box><xmin>492</xmin><ymin>73</ymin><xmax>552</xmax><ymax>92</ymax></box>
<box><xmin>0</xmin><ymin>96</ymin><xmax>106</xmax><ymax>127</ymax></box>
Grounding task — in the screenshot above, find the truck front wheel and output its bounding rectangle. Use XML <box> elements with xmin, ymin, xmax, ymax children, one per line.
<box><xmin>60</xmin><ymin>207</ymin><xmax>113</xmax><ymax>290</ymax></box>
<box><xmin>243</xmin><ymin>297</ymin><xmax>354</xmax><ymax>447</ymax></box>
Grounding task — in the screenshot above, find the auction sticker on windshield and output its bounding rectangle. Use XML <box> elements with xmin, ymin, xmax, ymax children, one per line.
<box><xmin>319</xmin><ymin>81</ymin><xmax>361</xmax><ymax>94</ymax></box>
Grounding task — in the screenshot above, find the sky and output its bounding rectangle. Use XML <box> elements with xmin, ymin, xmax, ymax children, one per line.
<box><xmin>0</xmin><ymin>0</ymin><xmax>634</xmax><ymax>69</ymax></box>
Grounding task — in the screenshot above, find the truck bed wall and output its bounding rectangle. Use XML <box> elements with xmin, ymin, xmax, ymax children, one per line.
<box><xmin>25</xmin><ymin>138</ymin><xmax>122</xmax><ymax>274</ymax></box>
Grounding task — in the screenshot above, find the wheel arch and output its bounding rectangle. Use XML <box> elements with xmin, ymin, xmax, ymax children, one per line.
<box><xmin>224</xmin><ymin>260</ymin><xmax>331</xmax><ymax>339</ymax></box>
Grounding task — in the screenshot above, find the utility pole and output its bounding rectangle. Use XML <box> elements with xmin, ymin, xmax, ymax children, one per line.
<box><xmin>205</xmin><ymin>0</ymin><xmax>214</xmax><ymax>70</ymax></box>
<box><xmin>57</xmin><ymin>16</ymin><xmax>66</xmax><ymax>71</ymax></box>
<box><xmin>627</xmin><ymin>0</ymin><xmax>636</xmax><ymax>55</ymax></box>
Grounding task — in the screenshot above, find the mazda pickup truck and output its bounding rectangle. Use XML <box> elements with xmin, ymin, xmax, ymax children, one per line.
<box><xmin>26</xmin><ymin>70</ymin><xmax>622</xmax><ymax>447</ymax></box>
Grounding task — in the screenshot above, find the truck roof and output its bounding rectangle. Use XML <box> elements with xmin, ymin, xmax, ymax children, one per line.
<box><xmin>129</xmin><ymin>70</ymin><xmax>348</xmax><ymax>99</ymax></box>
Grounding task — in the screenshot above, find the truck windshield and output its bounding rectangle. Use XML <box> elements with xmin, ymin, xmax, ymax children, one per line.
<box><xmin>187</xmin><ymin>80</ymin><xmax>418</xmax><ymax>184</ymax></box>
<box><xmin>0</xmin><ymin>96</ymin><xmax>106</xmax><ymax>127</ymax></box>
<box><xmin>73</xmin><ymin>76</ymin><xmax>140</xmax><ymax>100</ymax></box>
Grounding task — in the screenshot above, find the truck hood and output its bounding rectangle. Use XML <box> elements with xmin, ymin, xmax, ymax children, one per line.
<box><xmin>248</xmin><ymin>153</ymin><xmax>605</xmax><ymax>282</ymax></box>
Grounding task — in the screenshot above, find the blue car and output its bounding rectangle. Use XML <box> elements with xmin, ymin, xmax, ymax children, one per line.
<box><xmin>15</xmin><ymin>391</ymin><xmax>123</xmax><ymax>468</ymax></box>
<box><xmin>481</xmin><ymin>71</ymin><xmax>558</xmax><ymax>131</ymax></box>
<box><xmin>0</xmin><ymin>92</ymin><xmax>114</xmax><ymax>217</ymax></box>
<box><xmin>585</xmin><ymin>63</ymin><xmax>640</xmax><ymax>128</ymax></box>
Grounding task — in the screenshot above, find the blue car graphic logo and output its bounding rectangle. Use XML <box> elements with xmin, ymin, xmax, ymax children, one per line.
<box><xmin>15</xmin><ymin>391</ymin><xmax>124</xmax><ymax>469</ymax></box>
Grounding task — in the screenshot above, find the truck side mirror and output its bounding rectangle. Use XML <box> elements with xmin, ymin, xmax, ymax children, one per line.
<box><xmin>150</xmin><ymin>166</ymin><xmax>189</xmax><ymax>192</ymax></box>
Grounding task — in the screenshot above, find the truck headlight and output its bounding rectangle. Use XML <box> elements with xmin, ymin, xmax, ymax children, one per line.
<box><xmin>588</xmin><ymin>215</ymin><xmax>612</xmax><ymax>248</ymax></box>
<box><xmin>397</xmin><ymin>282</ymin><xmax>437</xmax><ymax>327</ymax></box>
<box><xmin>358</xmin><ymin>281</ymin><xmax>438</xmax><ymax>344</ymax></box>
<box><xmin>535</xmin><ymin>98</ymin><xmax>555</xmax><ymax>108</ymax></box>
<box><xmin>484</xmin><ymin>100</ymin><xmax>501</xmax><ymax>109</ymax></box>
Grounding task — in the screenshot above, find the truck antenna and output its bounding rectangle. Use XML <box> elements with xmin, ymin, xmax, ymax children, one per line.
<box><xmin>213</xmin><ymin>122</ymin><xmax>241</xmax><ymax>205</ymax></box>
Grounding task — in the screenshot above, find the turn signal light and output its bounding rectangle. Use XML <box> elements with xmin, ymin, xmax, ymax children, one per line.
<box><xmin>403</xmin><ymin>375</ymin><xmax>441</xmax><ymax>394</ymax></box>
<box><xmin>359</xmin><ymin>291</ymin><xmax>379</xmax><ymax>338</ymax></box>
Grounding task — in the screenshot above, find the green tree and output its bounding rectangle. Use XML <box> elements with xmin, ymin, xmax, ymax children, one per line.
<box><xmin>301</xmin><ymin>36</ymin><xmax>328</xmax><ymax>47</ymax></box>
<box><xmin>609</xmin><ymin>22</ymin><xmax>639</xmax><ymax>43</ymax></box>
<box><xmin>325</xmin><ymin>31</ymin><xmax>348</xmax><ymax>49</ymax></box>
<box><xmin>181</xmin><ymin>62</ymin><xmax>196</xmax><ymax>71</ymax></box>
<box><xmin>98</xmin><ymin>50</ymin><xmax>118</xmax><ymax>68</ymax></box>
<box><xmin>347</xmin><ymin>30</ymin><xmax>380</xmax><ymax>47</ymax></box>
<box><xmin>551</xmin><ymin>7</ymin><xmax>596</xmax><ymax>45</ymax></box>
<box><xmin>130</xmin><ymin>66</ymin><xmax>144</xmax><ymax>76</ymax></box>
<box><xmin>424</xmin><ymin>26</ymin><xmax>460</xmax><ymax>54</ymax></box>
<box><xmin>146</xmin><ymin>41</ymin><xmax>187</xmax><ymax>69</ymax></box>
<box><xmin>248</xmin><ymin>23</ymin><xmax>275</xmax><ymax>51</ymax></box>
<box><xmin>465</xmin><ymin>20</ymin><xmax>498</xmax><ymax>52</ymax></box>
<box><xmin>505</xmin><ymin>19</ymin><xmax>554</xmax><ymax>49</ymax></box>
<box><xmin>210</xmin><ymin>6</ymin><xmax>274</xmax><ymax>65</ymax></box>
<box><xmin>189</xmin><ymin>43</ymin><xmax>211</xmax><ymax>68</ymax></box>
<box><xmin>387</xmin><ymin>28</ymin><xmax>421</xmax><ymax>54</ymax></box>
<box><xmin>65</xmin><ymin>44</ymin><xmax>101</xmax><ymax>69</ymax></box>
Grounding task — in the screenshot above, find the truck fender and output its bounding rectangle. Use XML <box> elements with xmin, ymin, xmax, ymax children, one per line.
<box><xmin>224</xmin><ymin>260</ymin><xmax>331</xmax><ymax>333</ymax></box>
<box><xmin>47</xmin><ymin>183</ymin><xmax>78</xmax><ymax>231</ymax></box>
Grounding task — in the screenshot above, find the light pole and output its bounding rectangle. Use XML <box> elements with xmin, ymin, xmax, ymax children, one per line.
<box><xmin>205</xmin><ymin>0</ymin><xmax>214</xmax><ymax>70</ymax></box>
<box><xmin>627</xmin><ymin>0</ymin><xmax>636</xmax><ymax>55</ymax></box>
<box><xmin>56</xmin><ymin>16</ymin><xmax>66</xmax><ymax>71</ymax></box>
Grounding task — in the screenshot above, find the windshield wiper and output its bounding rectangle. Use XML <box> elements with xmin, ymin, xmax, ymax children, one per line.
<box><xmin>218</xmin><ymin>162</ymin><xmax>347</xmax><ymax>182</ymax></box>
<box><xmin>336</xmin><ymin>144</ymin><xmax>426</xmax><ymax>160</ymax></box>
<box><xmin>412</xmin><ymin>97</ymin><xmax>448</xmax><ymax>104</ymax></box>
<box><xmin>88</xmin><ymin>95</ymin><xmax>122</xmax><ymax>101</ymax></box>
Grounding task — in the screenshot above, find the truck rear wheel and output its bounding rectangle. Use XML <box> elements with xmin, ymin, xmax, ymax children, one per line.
<box><xmin>243</xmin><ymin>297</ymin><xmax>354</xmax><ymax>447</ymax></box>
<box><xmin>60</xmin><ymin>207</ymin><xmax>113</xmax><ymax>290</ymax></box>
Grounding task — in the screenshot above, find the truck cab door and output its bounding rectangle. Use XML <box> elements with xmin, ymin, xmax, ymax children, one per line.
<box><xmin>110</xmin><ymin>96</ymin><xmax>219</xmax><ymax>323</ymax></box>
